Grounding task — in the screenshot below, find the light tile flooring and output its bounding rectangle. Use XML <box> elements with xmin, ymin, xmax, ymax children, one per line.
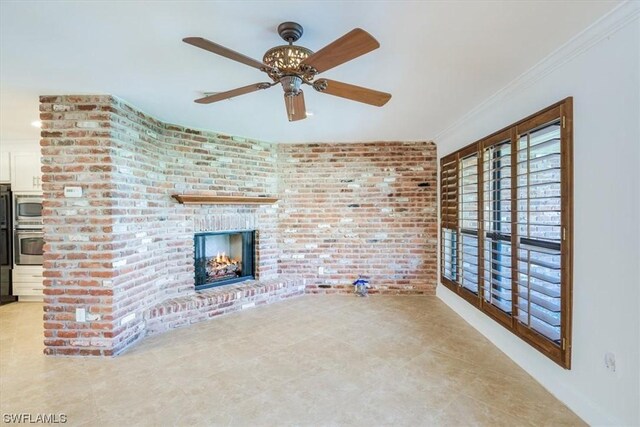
<box><xmin>0</xmin><ymin>296</ymin><xmax>583</xmax><ymax>426</ymax></box>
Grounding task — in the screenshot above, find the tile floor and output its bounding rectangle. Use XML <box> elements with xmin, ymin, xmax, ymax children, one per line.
<box><xmin>0</xmin><ymin>296</ymin><xmax>584</xmax><ymax>426</ymax></box>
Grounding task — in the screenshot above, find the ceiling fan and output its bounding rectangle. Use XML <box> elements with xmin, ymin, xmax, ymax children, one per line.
<box><xmin>183</xmin><ymin>22</ymin><xmax>391</xmax><ymax>122</ymax></box>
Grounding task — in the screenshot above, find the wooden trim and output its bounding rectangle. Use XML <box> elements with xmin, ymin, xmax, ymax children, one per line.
<box><xmin>441</xmin><ymin>152</ymin><xmax>458</xmax><ymax>164</ymax></box>
<box><xmin>483</xmin><ymin>302</ymin><xmax>513</xmax><ymax>329</ymax></box>
<box><xmin>515</xmin><ymin>106</ymin><xmax>562</xmax><ymax>135</ymax></box>
<box><xmin>447</xmin><ymin>98</ymin><xmax>572</xmax><ymax>161</ymax></box>
<box><xmin>477</xmin><ymin>98</ymin><xmax>570</xmax><ymax>148</ymax></box>
<box><xmin>459</xmin><ymin>286</ymin><xmax>480</xmax><ymax>306</ymax></box>
<box><xmin>477</xmin><ymin>144</ymin><xmax>485</xmax><ymax>311</ymax></box>
<box><xmin>172</xmin><ymin>195</ymin><xmax>279</xmax><ymax>205</ymax></box>
<box><xmin>516</xmin><ymin>322</ymin><xmax>564</xmax><ymax>366</ymax></box>
<box><xmin>481</xmin><ymin>128</ymin><xmax>512</xmax><ymax>150</ymax></box>
<box><xmin>560</xmin><ymin>97</ymin><xmax>574</xmax><ymax>369</ymax></box>
<box><xmin>458</xmin><ymin>143</ymin><xmax>478</xmax><ymax>159</ymax></box>
<box><xmin>441</xmin><ymin>277</ymin><xmax>458</xmax><ymax>293</ymax></box>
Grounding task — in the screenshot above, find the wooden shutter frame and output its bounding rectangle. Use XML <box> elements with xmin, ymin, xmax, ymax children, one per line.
<box><xmin>479</xmin><ymin>129</ymin><xmax>516</xmax><ymax>329</ymax></box>
<box><xmin>440</xmin><ymin>152</ymin><xmax>459</xmax><ymax>230</ymax></box>
<box><xmin>458</xmin><ymin>147</ymin><xmax>481</xmax><ymax>305</ymax></box>
<box><xmin>438</xmin><ymin>97</ymin><xmax>573</xmax><ymax>369</ymax></box>
<box><xmin>440</xmin><ymin>152</ymin><xmax>459</xmax><ymax>292</ymax></box>
<box><xmin>513</xmin><ymin>101</ymin><xmax>573</xmax><ymax>368</ymax></box>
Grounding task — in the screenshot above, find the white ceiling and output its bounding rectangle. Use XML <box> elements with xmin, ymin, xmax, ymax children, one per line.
<box><xmin>0</xmin><ymin>0</ymin><xmax>619</xmax><ymax>144</ymax></box>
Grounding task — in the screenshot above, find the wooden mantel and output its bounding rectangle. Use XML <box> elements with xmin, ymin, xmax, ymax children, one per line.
<box><xmin>171</xmin><ymin>195</ymin><xmax>279</xmax><ymax>205</ymax></box>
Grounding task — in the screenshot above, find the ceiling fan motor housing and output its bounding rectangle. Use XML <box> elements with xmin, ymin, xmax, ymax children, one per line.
<box><xmin>262</xmin><ymin>22</ymin><xmax>317</xmax><ymax>83</ymax></box>
<box><xmin>262</xmin><ymin>45</ymin><xmax>314</xmax><ymax>83</ymax></box>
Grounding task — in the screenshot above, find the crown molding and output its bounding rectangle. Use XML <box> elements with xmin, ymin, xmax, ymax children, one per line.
<box><xmin>434</xmin><ymin>0</ymin><xmax>640</xmax><ymax>142</ymax></box>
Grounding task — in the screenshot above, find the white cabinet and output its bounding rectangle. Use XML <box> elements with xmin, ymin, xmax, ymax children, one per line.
<box><xmin>0</xmin><ymin>152</ymin><xmax>10</xmax><ymax>182</ymax></box>
<box><xmin>13</xmin><ymin>266</ymin><xmax>44</xmax><ymax>301</ymax></box>
<box><xmin>11</xmin><ymin>153</ymin><xmax>42</xmax><ymax>192</ymax></box>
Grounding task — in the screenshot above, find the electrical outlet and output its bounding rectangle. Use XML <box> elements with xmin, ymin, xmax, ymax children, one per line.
<box><xmin>318</xmin><ymin>267</ymin><xmax>324</xmax><ymax>275</ymax></box>
<box><xmin>604</xmin><ymin>352</ymin><xmax>616</xmax><ymax>373</ymax></box>
<box><xmin>75</xmin><ymin>308</ymin><xmax>86</xmax><ymax>322</ymax></box>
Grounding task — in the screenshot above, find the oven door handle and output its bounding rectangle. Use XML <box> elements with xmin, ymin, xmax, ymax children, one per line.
<box><xmin>16</xmin><ymin>231</ymin><xmax>44</xmax><ymax>237</ymax></box>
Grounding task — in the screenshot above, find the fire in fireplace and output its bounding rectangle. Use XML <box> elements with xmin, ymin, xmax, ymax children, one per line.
<box><xmin>194</xmin><ymin>230</ymin><xmax>255</xmax><ymax>290</ymax></box>
<box><xmin>209</xmin><ymin>251</ymin><xmax>242</xmax><ymax>281</ymax></box>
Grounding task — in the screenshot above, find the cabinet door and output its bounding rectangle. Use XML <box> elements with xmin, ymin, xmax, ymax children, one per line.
<box><xmin>0</xmin><ymin>152</ymin><xmax>10</xmax><ymax>182</ymax></box>
<box><xmin>13</xmin><ymin>266</ymin><xmax>43</xmax><ymax>298</ymax></box>
<box><xmin>12</xmin><ymin>282</ymin><xmax>44</xmax><ymax>297</ymax></box>
<box><xmin>11</xmin><ymin>153</ymin><xmax>42</xmax><ymax>192</ymax></box>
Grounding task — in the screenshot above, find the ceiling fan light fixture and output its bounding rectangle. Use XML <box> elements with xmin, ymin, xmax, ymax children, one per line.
<box><xmin>263</xmin><ymin>45</ymin><xmax>314</xmax><ymax>82</ymax></box>
<box><xmin>286</xmin><ymin>95</ymin><xmax>295</xmax><ymax>121</ymax></box>
<box><xmin>280</xmin><ymin>75</ymin><xmax>302</xmax><ymax>96</ymax></box>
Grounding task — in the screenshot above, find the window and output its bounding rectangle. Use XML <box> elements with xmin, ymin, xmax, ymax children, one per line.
<box><xmin>439</xmin><ymin>98</ymin><xmax>573</xmax><ymax>368</ymax></box>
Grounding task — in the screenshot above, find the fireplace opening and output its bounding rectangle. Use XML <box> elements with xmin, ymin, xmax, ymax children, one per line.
<box><xmin>194</xmin><ymin>230</ymin><xmax>255</xmax><ymax>290</ymax></box>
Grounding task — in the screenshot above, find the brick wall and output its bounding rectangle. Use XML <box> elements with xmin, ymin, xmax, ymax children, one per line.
<box><xmin>40</xmin><ymin>95</ymin><xmax>278</xmax><ymax>355</ymax></box>
<box><xmin>40</xmin><ymin>96</ymin><xmax>116</xmax><ymax>355</ymax></box>
<box><xmin>278</xmin><ymin>142</ymin><xmax>438</xmax><ymax>294</ymax></box>
<box><xmin>40</xmin><ymin>95</ymin><xmax>438</xmax><ymax>356</ymax></box>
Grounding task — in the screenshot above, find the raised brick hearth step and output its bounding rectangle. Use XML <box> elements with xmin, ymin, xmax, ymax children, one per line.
<box><xmin>144</xmin><ymin>277</ymin><xmax>305</xmax><ymax>336</ymax></box>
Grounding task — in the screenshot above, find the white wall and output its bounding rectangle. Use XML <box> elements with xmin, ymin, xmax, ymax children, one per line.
<box><xmin>435</xmin><ymin>3</ymin><xmax>639</xmax><ymax>426</ymax></box>
<box><xmin>0</xmin><ymin>140</ymin><xmax>40</xmax><ymax>153</ymax></box>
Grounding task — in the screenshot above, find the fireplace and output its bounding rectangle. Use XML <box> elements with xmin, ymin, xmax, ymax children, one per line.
<box><xmin>194</xmin><ymin>230</ymin><xmax>255</xmax><ymax>290</ymax></box>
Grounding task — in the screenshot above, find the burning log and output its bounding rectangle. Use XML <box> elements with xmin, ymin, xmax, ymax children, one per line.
<box><xmin>206</xmin><ymin>252</ymin><xmax>242</xmax><ymax>281</ymax></box>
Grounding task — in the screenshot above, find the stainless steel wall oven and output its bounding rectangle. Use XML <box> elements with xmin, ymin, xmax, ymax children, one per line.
<box><xmin>14</xmin><ymin>229</ymin><xmax>44</xmax><ymax>266</ymax></box>
<box><xmin>14</xmin><ymin>194</ymin><xmax>43</xmax><ymax>229</ymax></box>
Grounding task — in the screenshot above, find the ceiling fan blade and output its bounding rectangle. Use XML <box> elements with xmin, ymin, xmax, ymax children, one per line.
<box><xmin>183</xmin><ymin>37</ymin><xmax>268</xmax><ymax>71</ymax></box>
<box><xmin>301</xmin><ymin>28</ymin><xmax>379</xmax><ymax>73</ymax></box>
<box><xmin>313</xmin><ymin>79</ymin><xmax>391</xmax><ymax>107</ymax></box>
<box><xmin>194</xmin><ymin>83</ymin><xmax>272</xmax><ymax>104</ymax></box>
<box><xmin>284</xmin><ymin>91</ymin><xmax>306</xmax><ymax>122</ymax></box>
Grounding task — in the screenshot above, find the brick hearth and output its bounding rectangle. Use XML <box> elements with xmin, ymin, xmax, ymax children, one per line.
<box><xmin>144</xmin><ymin>277</ymin><xmax>304</xmax><ymax>336</ymax></box>
<box><xmin>39</xmin><ymin>94</ymin><xmax>437</xmax><ymax>356</ymax></box>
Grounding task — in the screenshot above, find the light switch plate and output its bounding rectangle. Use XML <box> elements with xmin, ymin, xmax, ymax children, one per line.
<box><xmin>64</xmin><ymin>186</ymin><xmax>82</xmax><ymax>198</ymax></box>
<box><xmin>75</xmin><ymin>308</ymin><xmax>86</xmax><ymax>322</ymax></box>
<box><xmin>120</xmin><ymin>312</ymin><xmax>136</xmax><ymax>325</ymax></box>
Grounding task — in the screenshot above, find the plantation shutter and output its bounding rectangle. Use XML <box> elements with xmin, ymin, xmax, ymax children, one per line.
<box><xmin>459</xmin><ymin>151</ymin><xmax>479</xmax><ymax>296</ymax></box>
<box><xmin>439</xmin><ymin>98</ymin><xmax>573</xmax><ymax>368</ymax></box>
<box><xmin>440</xmin><ymin>154</ymin><xmax>458</xmax><ymax>283</ymax></box>
<box><xmin>480</xmin><ymin>131</ymin><xmax>515</xmax><ymax>325</ymax></box>
<box><xmin>514</xmin><ymin>105</ymin><xmax>571</xmax><ymax>362</ymax></box>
